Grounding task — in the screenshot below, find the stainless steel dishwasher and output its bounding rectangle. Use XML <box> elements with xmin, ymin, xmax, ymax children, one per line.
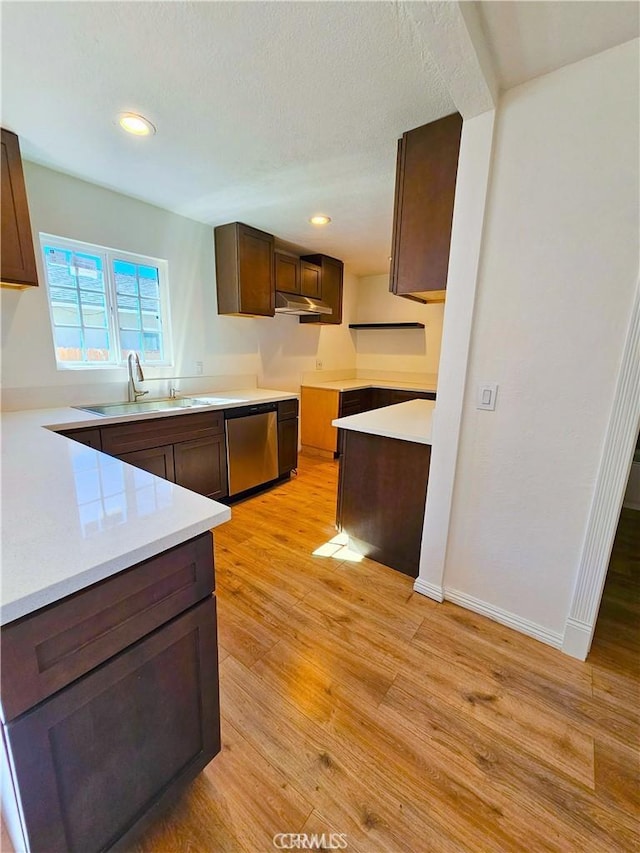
<box><xmin>225</xmin><ymin>402</ymin><xmax>279</xmax><ymax>496</ymax></box>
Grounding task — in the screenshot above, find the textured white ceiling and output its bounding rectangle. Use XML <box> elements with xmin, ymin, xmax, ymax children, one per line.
<box><xmin>478</xmin><ymin>0</ymin><xmax>639</xmax><ymax>90</ymax></box>
<box><xmin>2</xmin><ymin>2</ymin><xmax>638</xmax><ymax>277</ymax></box>
<box><xmin>0</xmin><ymin>1</ymin><xmax>454</xmax><ymax>276</ymax></box>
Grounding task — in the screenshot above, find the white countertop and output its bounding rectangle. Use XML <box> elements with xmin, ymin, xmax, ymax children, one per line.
<box><xmin>41</xmin><ymin>387</ymin><xmax>299</xmax><ymax>431</ymax></box>
<box><xmin>332</xmin><ymin>400</ymin><xmax>435</xmax><ymax>445</ymax></box>
<box><xmin>0</xmin><ymin>387</ymin><xmax>296</xmax><ymax>625</ymax></box>
<box><xmin>302</xmin><ymin>378</ymin><xmax>437</xmax><ymax>393</ymax></box>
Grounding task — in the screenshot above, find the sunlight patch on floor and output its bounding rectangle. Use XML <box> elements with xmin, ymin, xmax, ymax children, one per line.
<box><xmin>312</xmin><ymin>533</ymin><xmax>364</xmax><ymax>562</ymax></box>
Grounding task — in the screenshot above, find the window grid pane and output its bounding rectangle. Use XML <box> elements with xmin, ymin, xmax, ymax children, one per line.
<box><xmin>42</xmin><ymin>237</ymin><xmax>170</xmax><ymax>368</ymax></box>
<box><xmin>44</xmin><ymin>246</ymin><xmax>112</xmax><ymax>364</ymax></box>
<box><xmin>113</xmin><ymin>259</ymin><xmax>164</xmax><ymax>363</ymax></box>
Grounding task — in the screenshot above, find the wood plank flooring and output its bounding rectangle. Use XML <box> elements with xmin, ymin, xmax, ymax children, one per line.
<box><xmin>1</xmin><ymin>458</ymin><xmax>636</xmax><ymax>852</ymax></box>
<box><xmin>131</xmin><ymin>459</ymin><xmax>638</xmax><ymax>853</ymax></box>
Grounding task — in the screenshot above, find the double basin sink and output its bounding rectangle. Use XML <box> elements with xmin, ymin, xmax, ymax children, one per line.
<box><xmin>77</xmin><ymin>396</ymin><xmax>241</xmax><ymax>417</ymax></box>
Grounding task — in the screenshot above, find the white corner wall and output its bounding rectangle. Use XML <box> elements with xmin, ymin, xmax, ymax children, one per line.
<box><xmin>353</xmin><ymin>274</ymin><xmax>444</xmax><ymax>375</ymax></box>
<box><xmin>0</xmin><ymin>163</ymin><xmax>357</xmax><ymax>408</ymax></box>
<box><xmin>440</xmin><ymin>40</ymin><xmax>640</xmax><ymax>643</ymax></box>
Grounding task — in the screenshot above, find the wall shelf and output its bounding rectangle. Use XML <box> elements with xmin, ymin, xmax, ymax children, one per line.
<box><xmin>348</xmin><ymin>322</ymin><xmax>425</xmax><ymax>330</ymax></box>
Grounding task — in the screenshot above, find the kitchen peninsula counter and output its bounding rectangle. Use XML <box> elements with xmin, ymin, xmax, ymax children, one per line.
<box><xmin>2</xmin><ymin>385</ymin><xmax>298</xmax><ymax>623</ymax></box>
<box><xmin>332</xmin><ymin>398</ymin><xmax>435</xmax><ymax>444</ymax></box>
<box><xmin>332</xmin><ymin>400</ymin><xmax>434</xmax><ymax>578</ymax></box>
<box><xmin>0</xmin><ymin>389</ymin><xmax>303</xmax><ymax>852</ymax></box>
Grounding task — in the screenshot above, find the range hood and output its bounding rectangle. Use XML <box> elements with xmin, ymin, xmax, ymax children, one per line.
<box><xmin>275</xmin><ymin>292</ymin><xmax>332</xmax><ymax>315</ymax></box>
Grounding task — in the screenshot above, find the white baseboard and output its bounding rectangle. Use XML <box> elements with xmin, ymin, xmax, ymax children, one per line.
<box><xmin>561</xmin><ymin>617</ymin><xmax>593</xmax><ymax>661</ymax></box>
<box><xmin>443</xmin><ymin>587</ymin><xmax>564</xmax><ymax>650</ymax></box>
<box><xmin>413</xmin><ymin>578</ymin><xmax>444</xmax><ymax>602</ymax></box>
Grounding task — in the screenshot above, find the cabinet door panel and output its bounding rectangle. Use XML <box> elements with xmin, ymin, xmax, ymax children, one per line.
<box><xmin>4</xmin><ymin>597</ymin><xmax>220</xmax><ymax>853</ymax></box>
<box><xmin>117</xmin><ymin>444</ymin><xmax>175</xmax><ymax>481</ymax></box>
<box><xmin>0</xmin><ymin>534</ymin><xmax>213</xmax><ymax>722</ymax></box>
<box><xmin>278</xmin><ymin>418</ymin><xmax>298</xmax><ymax>476</ymax></box>
<box><xmin>299</xmin><ymin>255</ymin><xmax>343</xmax><ymax>325</ymax></box>
<box><xmin>275</xmin><ymin>253</ymin><xmax>300</xmax><ymax>294</ymax></box>
<box><xmin>238</xmin><ymin>225</ymin><xmax>275</xmax><ymax>315</ymax></box>
<box><xmin>174</xmin><ymin>435</ymin><xmax>228</xmax><ymax>500</ymax></box>
<box><xmin>337</xmin><ymin>431</ymin><xmax>430</xmax><ymax>577</ymax></box>
<box><xmin>215</xmin><ymin>222</ymin><xmax>275</xmax><ymax>317</ymax></box>
<box><xmin>390</xmin><ymin>113</ymin><xmax>462</xmax><ymax>299</ymax></box>
<box><xmin>318</xmin><ymin>257</ymin><xmax>343</xmax><ymax>325</ymax></box>
<box><xmin>300</xmin><ymin>261</ymin><xmax>321</xmax><ymax>299</ymax></box>
<box><xmin>1</xmin><ymin>129</ymin><xmax>38</xmax><ymax>288</ymax></box>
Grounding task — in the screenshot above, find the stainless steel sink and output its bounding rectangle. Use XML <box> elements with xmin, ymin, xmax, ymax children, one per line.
<box><xmin>76</xmin><ymin>398</ymin><xmax>215</xmax><ymax>417</ymax></box>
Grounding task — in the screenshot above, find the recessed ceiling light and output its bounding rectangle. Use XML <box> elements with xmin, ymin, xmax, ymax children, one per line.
<box><xmin>309</xmin><ymin>215</ymin><xmax>331</xmax><ymax>226</ymax></box>
<box><xmin>118</xmin><ymin>113</ymin><xmax>156</xmax><ymax>136</ymax></box>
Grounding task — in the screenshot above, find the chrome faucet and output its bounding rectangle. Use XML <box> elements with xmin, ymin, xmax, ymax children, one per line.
<box><xmin>127</xmin><ymin>352</ymin><xmax>148</xmax><ymax>402</ymax></box>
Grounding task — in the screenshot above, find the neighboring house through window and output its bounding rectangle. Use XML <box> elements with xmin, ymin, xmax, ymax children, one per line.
<box><xmin>40</xmin><ymin>234</ymin><xmax>172</xmax><ymax>368</ymax></box>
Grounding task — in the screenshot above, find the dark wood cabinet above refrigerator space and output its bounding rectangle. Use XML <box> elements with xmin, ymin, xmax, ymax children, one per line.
<box><xmin>389</xmin><ymin>112</ymin><xmax>462</xmax><ymax>304</ymax></box>
<box><xmin>1</xmin><ymin>128</ymin><xmax>39</xmax><ymax>289</ymax></box>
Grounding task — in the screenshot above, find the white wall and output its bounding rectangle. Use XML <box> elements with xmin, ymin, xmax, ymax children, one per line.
<box><xmin>440</xmin><ymin>40</ymin><xmax>639</xmax><ymax>640</ymax></box>
<box><xmin>1</xmin><ymin>163</ymin><xmax>356</xmax><ymax>408</ymax></box>
<box><xmin>353</xmin><ymin>274</ymin><xmax>443</xmax><ymax>375</ymax></box>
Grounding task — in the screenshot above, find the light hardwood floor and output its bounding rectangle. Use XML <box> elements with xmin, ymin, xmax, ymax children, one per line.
<box><xmin>132</xmin><ymin>457</ymin><xmax>639</xmax><ymax>853</ymax></box>
<box><xmin>2</xmin><ymin>457</ymin><xmax>636</xmax><ymax>852</ymax></box>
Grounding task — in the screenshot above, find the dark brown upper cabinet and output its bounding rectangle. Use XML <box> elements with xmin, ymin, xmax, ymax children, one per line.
<box><xmin>274</xmin><ymin>251</ymin><xmax>300</xmax><ymax>294</ymax></box>
<box><xmin>299</xmin><ymin>254</ymin><xmax>344</xmax><ymax>325</ymax></box>
<box><xmin>215</xmin><ymin>222</ymin><xmax>275</xmax><ymax>316</ymax></box>
<box><xmin>275</xmin><ymin>252</ymin><xmax>322</xmax><ymax>300</ymax></box>
<box><xmin>389</xmin><ymin>113</ymin><xmax>462</xmax><ymax>304</ymax></box>
<box><xmin>1</xmin><ymin>128</ymin><xmax>38</xmax><ymax>289</ymax></box>
<box><xmin>300</xmin><ymin>258</ymin><xmax>321</xmax><ymax>299</ymax></box>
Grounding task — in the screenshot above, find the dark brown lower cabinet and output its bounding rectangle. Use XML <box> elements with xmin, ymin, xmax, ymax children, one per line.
<box><xmin>337</xmin><ymin>430</ymin><xmax>431</xmax><ymax>577</ymax></box>
<box><xmin>118</xmin><ymin>444</ymin><xmax>175</xmax><ymax>481</ymax></box>
<box><xmin>58</xmin><ymin>427</ymin><xmax>102</xmax><ymax>450</ymax></box>
<box><xmin>0</xmin><ymin>535</ymin><xmax>221</xmax><ymax>853</ymax></box>
<box><xmin>278</xmin><ymin>418</ymin><xmax>298</xmax><ymax>475</ymax></box>
<box><xmin>277</xmin><ymin>399</ymin><xmax>299</xmax><ymax>477</ymax></box>
<box><xmin>63</xmin><ymin>411</ymin><xmax>229</xmax><ymax>500</ymax></box>
<box><xmin>174</xmin><ymin>434</ymin><xmax>228</xmax><ymax>499</ymax></box>
<box><xmin>335</xmin><ymin>388</ymin><xmax>436</xmax><ymax>457</ymax></box>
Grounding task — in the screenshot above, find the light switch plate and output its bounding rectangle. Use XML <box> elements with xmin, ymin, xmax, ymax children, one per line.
<box><xmin>477</xmin><ymin>383</ymin><xmax>498</xmax><ymax>411</ymax></box>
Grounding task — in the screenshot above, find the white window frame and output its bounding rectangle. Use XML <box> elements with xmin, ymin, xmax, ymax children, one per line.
<box><xmin>40</xmin><ymin>233</ymin><xmax>174</xmax><ymax>370</ymax></box>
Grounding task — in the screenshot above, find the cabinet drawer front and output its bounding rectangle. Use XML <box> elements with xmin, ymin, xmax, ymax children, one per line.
<box><xmin>0</xmin><ymin>533</ymin><xmax>214</xmax><ymax>722</ymax></box>
<box><xmin>277</xmin><ymin>398</ymin><xmax>299</xmax><ymax>421</ymax></box>
<box><xmin>61</xmin><ymin>428</ymin><xmax>102</xmax><ymax>450</ymax></box>
<box><xmin>101</xmin><ymin>411</ymin><xmax>224</xmax><ymax>455</ymax></box>
<box><xmin>339</xmin><ymin>389</ymin><xmax>372</xmax><ymax>417</ymax></box>
<box><xmin>4</xmin><ymin>596</ymin><xmax>220</xmax><ymax>853</ymax></box>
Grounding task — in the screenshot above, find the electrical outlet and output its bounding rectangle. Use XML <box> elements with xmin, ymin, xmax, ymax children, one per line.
<box><xmin>316</xmin><ymin>359</ymin><xmax>323</xmax><ymax>370</ymax></box>
<box><xmin>195</xmin><ymin>361</ymin><xmax>203</xmax><ymax>376</ymax></box>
